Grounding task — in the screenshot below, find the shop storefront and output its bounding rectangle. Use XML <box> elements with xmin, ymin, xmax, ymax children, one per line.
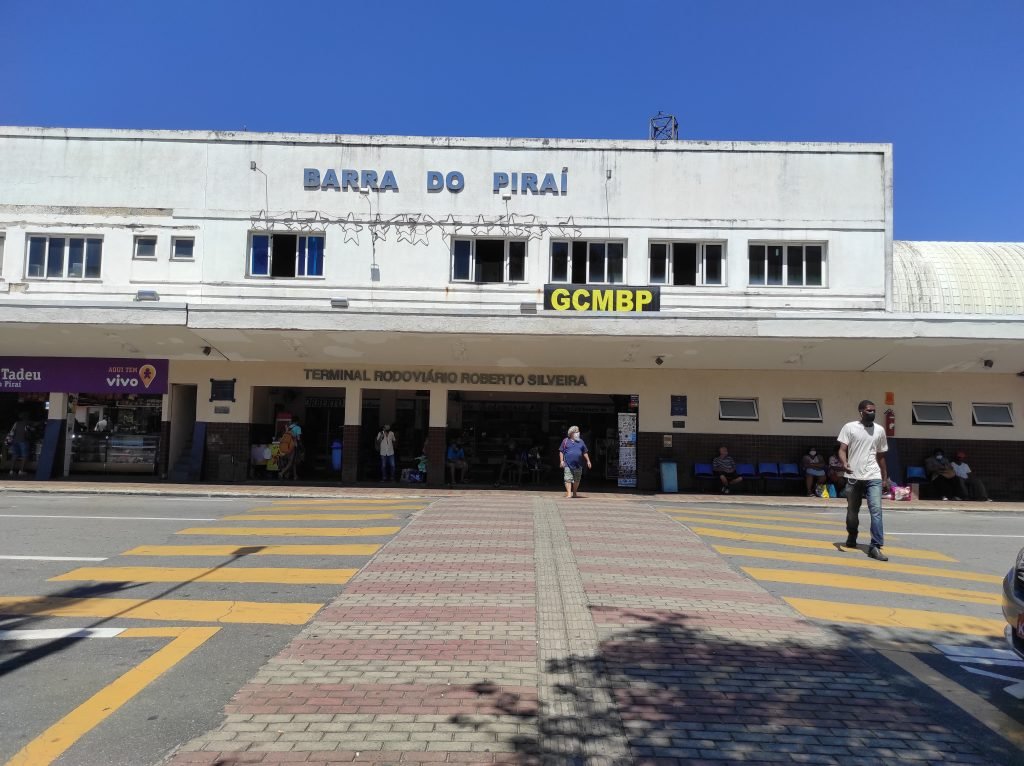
<box><xmin>0</xmin><ymin>357</ymin><xmax>168</xmax><ymax>478</ymax></box>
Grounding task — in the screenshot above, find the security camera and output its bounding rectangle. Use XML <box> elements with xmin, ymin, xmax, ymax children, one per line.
<box><xmin>983</xmin><ymin>359</ymin><xmax>994</xmax><ymax>368</ymax></box>
<box><xmin>202</xmin><ymin>346</ymin><xmax>212</xmax><ymax>356</ymax></box>
<box><xmin>655</xmin><ymin>356</ymin><xmax>664</xmax><ymax>366</ymax></box>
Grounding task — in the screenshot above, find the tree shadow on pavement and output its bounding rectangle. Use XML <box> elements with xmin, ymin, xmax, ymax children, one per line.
<box><xmin>458</xmin><ymin>610</ymin><xmax>1020</xmax><ymax>766</ymax></box>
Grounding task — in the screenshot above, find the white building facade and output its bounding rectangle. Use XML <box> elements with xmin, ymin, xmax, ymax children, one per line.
<box><xmin>0</xmin><ymin>127</ymin><xmax>1021</xmax><ymax>494</ymax></box>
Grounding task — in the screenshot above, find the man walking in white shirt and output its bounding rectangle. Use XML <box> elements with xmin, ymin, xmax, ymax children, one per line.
<box><xmin>376</xmin><ymin>424</ymin><xmax>397</xmax><ymax>481</ymax></box>
<box><xmin>838</xmin><ymin>400</ymin><xmax>890</xmax><ymax>561</ymax></box>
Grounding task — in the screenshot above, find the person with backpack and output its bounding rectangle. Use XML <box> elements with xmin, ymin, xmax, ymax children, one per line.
<box><xmin>559</xmin><ymin>425</ymin><xmax>592</xmax><ymax>498</ymax></box>
<box><xmin>277</xmin><ymin>426</ymin><xmax>297</xmax><ymax>480</ymax></box>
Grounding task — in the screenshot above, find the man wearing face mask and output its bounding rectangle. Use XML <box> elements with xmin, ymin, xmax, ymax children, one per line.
<box><xmin>838</xmin><ymin>400</ymin><xmax>890</xmax><ymax>561</ymax></box>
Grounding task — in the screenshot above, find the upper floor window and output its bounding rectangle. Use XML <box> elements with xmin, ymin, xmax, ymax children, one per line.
<box><xmin>911</xmin><ymin>401</ymin><xmax>953</xmax><ymax>426</ymax></box>
<box><xmin>249</xmin><ymin>233</ymin><xmax>324</xmax><ymax>278</ymax></box>
<box><xmin>551</xmin><ymin>240</ymin><xmax>624</xmax><ymax>284</ymax></box>
<box><xmin>748</xmin><ymin>242</ymin><xmax>824</xmax><ymax>287</ymax></box>
<box><xmin>134</xmin><ymin>236</ymin><xmax>157</xmax><ymax>259</ymax></box>
<box><xmin>719</xmin><ymin>397</ymin><xmax>759</xmax><ymax>421</ymax></box>
<box><xmin>27</xmin><ymin>235</ymin><xmax>103</xmax><ymax>279</ymax></box>
<box><xmin>451</xmin><ymin>238</ymin><xmax>526</xmax><ymax>283</ymax></box>
<box><xmin>171</xmin><ymin>237</ymin><xmax>195</xmax><ymax>261</ymax></box>
<box><xmin>782</xmin><ymin>398</ymin><xmax>823</xmax><ymax>422</ymax></box>
<box><xmin>972</xmin><ymin>403</ymin><xmax>1013</xmax><ymax>427</ymax></box>
<box><xmin>650</xmin><ymin>242</ymin><xmax>723</xmax><ymax>285</ymax></box>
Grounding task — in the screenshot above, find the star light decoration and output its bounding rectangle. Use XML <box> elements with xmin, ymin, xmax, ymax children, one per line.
<box><xmin>340</xmin><ymin>212</ymin><xmax>363</xmax><ymax>244</ymax></box>
<box><xmin>247</xmin><ymin>210</ymin><xmax>562</xmax><ymax>244</ymax></box>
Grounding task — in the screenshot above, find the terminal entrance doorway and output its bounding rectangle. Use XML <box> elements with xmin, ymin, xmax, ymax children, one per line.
<box><xmin>446</xmin><ymin>391</ymin><xmax>638</xmax><ymax>488</ymax></box>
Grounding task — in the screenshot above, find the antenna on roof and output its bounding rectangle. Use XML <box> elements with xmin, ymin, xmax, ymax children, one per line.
<box><xmin>650</xmin><ymin>112</ymin><xmax>678</xmax><ymax>141</ymax></box>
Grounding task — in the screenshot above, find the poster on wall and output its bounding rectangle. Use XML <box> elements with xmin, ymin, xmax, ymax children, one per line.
<box><xmin>617</xmin><ymin>412</ymin><xmax>637</xmax><ymax>488</ymax></box>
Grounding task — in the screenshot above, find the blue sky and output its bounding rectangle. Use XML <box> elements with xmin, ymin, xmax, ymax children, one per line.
<box><xmin>3</xmin><ymin>0</ymin><xmax>1021</xmax><ymax>241</ymax></box>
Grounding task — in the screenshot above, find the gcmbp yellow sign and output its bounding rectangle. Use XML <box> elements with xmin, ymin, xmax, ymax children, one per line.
<box><xmin>543</xmin><ymin>285</ymin><xmax>660</xmax><ymax>312</ymax></box>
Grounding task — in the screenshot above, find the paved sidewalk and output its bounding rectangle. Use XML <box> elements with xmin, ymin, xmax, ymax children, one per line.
<box><xmin>158</xmin><ymin>493</ymin><xmax>1008</xmax><ymax>766</ymax></box>
<box><xmin>2</xmin><ymin>478</ymin><xmax>1021</xmax><ymax>512</ymax></box>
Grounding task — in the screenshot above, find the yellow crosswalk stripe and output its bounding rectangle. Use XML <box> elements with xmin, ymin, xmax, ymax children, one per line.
<box><xmin>687</xmin><ymin>527</ymin><xmax>956</xmax><ymax>562</ymax></box>
<box><xmin>177</xmin><ymin>526</ymin><xmax>400</xmax><ymax>537</ymax></box>
<box><xmin>5</xmin><ymin>627</ymin><xmax>219</xmax><ymax>766</ymax></box>
<box><xmin>785</xmin><ymin>597</ymin><xmax>1005</xmax><ymax>637</ymax></box>
<box><xmin>665</xmin><ymin>507</ymin><xmax>835</xmax><ymax>524</ymax></box>
<box><xmin>253</xmin><ymin>505</ymin><xmax>423</xmax><ymax>512</ymax></box>
<box><xmin>268</xmin><ymin>499</ymin><xmax>423</xmax><ymax>507</ymax></box>
<box><xmin>224</xmin><ymin>513</ymin><xmax>397</xmax><ymax>521</ymax></box>
<box><xmin>49</xmin><ymin>566</ymin><xmax>356</xmax><ymax>586</ymax></box>
<box><xmin>713</xmin><ymin>546</ymin><xmax>1001</xmax><ymax>585</ymax></box>
<box><xmin>673</xmin><ymin>515</ymin><xmax>854</xmax><ymax>536</ymax></box>
<box><xmin>0</xmin><ymin>596</ymin><xmax>319</xmax><ymax>625</ymax></box>
<box><xmin>123</xmin><ymin>544</ymin><xmax>382</xmax><ymax>557</ymax></box>
<box><xmin>743</xmin><ymin>567</ymin><xmax>1000</xmax><ymax>606</ymax></box>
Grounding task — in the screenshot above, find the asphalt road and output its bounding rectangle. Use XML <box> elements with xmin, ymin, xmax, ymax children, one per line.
<box><xmin>0</xmin><ymin>493</ymin><xmax>417</xmax><ymax>766</ymax></box>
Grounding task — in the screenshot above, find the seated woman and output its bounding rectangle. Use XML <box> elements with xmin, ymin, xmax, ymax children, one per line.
<box><xmin>827</xmin><ymin>445</ymin><xmax>847</xmax><ymax>496</ymax></box>
<box><xmin>801</xmin><ymin>447</ymin><xmax>827</xmax><ymax>496</ymax></box>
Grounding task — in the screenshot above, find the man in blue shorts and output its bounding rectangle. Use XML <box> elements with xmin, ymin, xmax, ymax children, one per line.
<box><xmin>559</xmin><ymin>425</ymin><xmax>592</xmax><ymax>498</ymax></box>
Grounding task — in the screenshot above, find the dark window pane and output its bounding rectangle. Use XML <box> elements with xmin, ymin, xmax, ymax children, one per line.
<box><xmin>570</xmin><ymin>241</ymin><xmax>587</xmax><ymax>284</ymax></box>
<box><xmin>704</xmin><ymin>244</ymin><xmax>723</xmax><ymax>284</ymax></box>
<box><xmin>673</xmin><ymin>242</ymin><xmax>698</xmax><ymax>286</ymax></box>
<box><xmin>551</xmin><ymin>241</ymin><xmax>568</xmax><ymax>282</ymax></box>
<box><xmin>271</xmin><ymin>234</ymin><xmax>297</xmax><ymax>278</ymax></box>
<box><xmin>508</xmin><ymin>241</ymin><xmax>526</xmax><ymax>281</ymax></box>
<box><xmin>85</xmin><ymin>239</ymin><xmax>103</xmax><ymax>278</ymax></box>
<box><xmin>786</xmin><ymin>245</ymin><xmax>804</xmax><ymax>285</ymax></box>
<box><xmin>607</xmin><ymin>242</ymin><xmax>624</xmax><ymax>283</ymax></box>
<box><xmin>748</xmin><ymin>245</ymin><xmax>765</xmax><ymax>285</ymax></box>
<box><xmin>251</xmin><ymin>235</ymin><xmax>270</xmax><ymax>275</ymax></box>
<box><xmin>28</xmin><ymin>237</ymin><xmax>46</xmax><ymax>278</ymax></box>
<box><xmin>766</xmin><ymin>245</ymin><xmax>783</xmax><ymax>285</ymax></box>
<box><xmin>649</xmin><ymin>243</ymin><xmax>667</xmax><ymax>283</ymax></box>
<box><xmin>475</xmin><ymin>239</ymin><xmax>504</xmax><ymax>282</ymax></box>
<box><xmin>47</xmin><ymin>238</ymin><xmax>65</xmax><ymax>278</ymax></box>
<box><xmin>453</xmin><ymin>239</ymin><xmax>472</xmax><ymax>280</ymax></box>
<box><xmin>588</xmin><ymin>242</ymin><xmax>606</xmax><ymax>283</ymax></box>
<box><xmin>67</xmin><ymin>238</ymin><xmax>85</xmax><ymax>278</ymax></box>
<box><xmin>173</xmin><ymin>238</ymin><xmax>194</xmax><ymax>259</ymax></box>
<box><xmin>307</xmin><ymin>236</ymin><xmax>324</xmax><ymax>276</ymax></box>
<box><xmin>805</xmin><ymin>245</ymin><xmax>822</xmax><ymax>285</ymax></box>
<box><xmin>135</xmin><ymin>237</ymin><xmax>156</xmax><ymax>258</ymax></box>
<box><xmin>297</xmin><ymin>236</ymin><xmax>306</xmax><ymax>276</ymax></box>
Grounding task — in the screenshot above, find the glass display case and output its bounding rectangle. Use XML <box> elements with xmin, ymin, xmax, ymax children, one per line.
<box><xmin>71</xmin><ymin>433</ymin><xmax>159</xmax><ymax>474</ymax></box>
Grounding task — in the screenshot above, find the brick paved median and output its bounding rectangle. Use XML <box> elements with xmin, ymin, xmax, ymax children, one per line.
<box><xmin>163</xmin><ymin>493</ymin><xmax>1000</xmax><ymax>765</ymax></box>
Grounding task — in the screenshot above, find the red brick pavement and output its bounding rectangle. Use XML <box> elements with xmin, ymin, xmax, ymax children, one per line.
<box><xmin>164</xmin><ymin>493</ymin><xmax>1001</xmax><ymax>766</ymax></box>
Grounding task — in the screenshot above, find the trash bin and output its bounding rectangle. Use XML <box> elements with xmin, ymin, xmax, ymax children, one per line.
<box><xmin>659</xmin><ymin>459</ymin><xmax>679</xmax><ymax>493</ymax></box>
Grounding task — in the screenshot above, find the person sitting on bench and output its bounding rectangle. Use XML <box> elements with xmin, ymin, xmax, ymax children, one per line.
<box><xmin>446</xmin><ymin>438</ymin><xmax>469</xmax><ymax>485</ymax></box>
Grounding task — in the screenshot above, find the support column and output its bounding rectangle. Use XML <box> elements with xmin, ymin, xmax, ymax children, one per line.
<box><xmin>341</xmin><ymin>386</ymin><xmax>362</xmax><ymax>483</ymax></box>
<box><xmin>426</xmin><ymin>388</ymin><xmax>449</xmax><ymax>488</ymax></box>
<box><xmin>47</xmin><ymin>392</ymin><xmax>73</xmax><ymax>479</ymax></box>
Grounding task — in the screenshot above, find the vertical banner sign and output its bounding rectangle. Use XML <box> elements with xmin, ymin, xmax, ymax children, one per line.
<box><xmin>617</xmin><ymin>412</ymin><xmax>637</xmax><ymax>488</ymax></box>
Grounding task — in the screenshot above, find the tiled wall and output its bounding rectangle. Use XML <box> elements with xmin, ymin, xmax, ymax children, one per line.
<box><xmin>426</xmin><ymin>426</ymin><xmax>447</xmax><ymax>487</ymax></box>
<box><xmin>638</xmin><ymin>431</ymin><xmax>1024</xmax><ymax>499</ymax></box>
<box><xmin>341</xmin><ymin>424</ymin><xmax>360</xmax><ymax>483</ymax></box>
<box><xmin>203</xmin><ymin>422</ymin><xmax>251</xmax><ymax>481</ymax></box>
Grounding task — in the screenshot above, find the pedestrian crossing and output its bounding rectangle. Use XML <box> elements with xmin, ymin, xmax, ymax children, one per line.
<box><xmin>0</xmin><ymin>497</ymin><xmax>419</xmax><ymax>628</ymax></box>
<box><xmin>662</xmin><ymin>504</ymin><xmax>1004</xmax><ymax>639</ymax></box>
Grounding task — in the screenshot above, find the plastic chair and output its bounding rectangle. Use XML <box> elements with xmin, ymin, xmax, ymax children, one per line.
<box><xmin>736</xmin><ymin>463</ymin><xmax>759</xmax><ymax>493</ymax></box>
<box><xmin>694</xmin><ymin>462</ymin><xmax>715</xmax><ymax>492</ymax></box>
<box><xmin>758</xmin><ymin>462</ymin><xmax>782</xmax><ymax>493</ymax></box>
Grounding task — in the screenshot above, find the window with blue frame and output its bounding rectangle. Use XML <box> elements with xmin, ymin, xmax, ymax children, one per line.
<box><xmin>26</xmin><ymin>235</ymin><xmax>103</xmax><ymax>279</ymax></box>
<box><xmin>249</xmin><ymin>232</ymin><xmax>325</xmax><ymax>278</ymax></box>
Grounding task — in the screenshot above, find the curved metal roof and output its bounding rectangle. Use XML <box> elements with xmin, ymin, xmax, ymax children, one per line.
<box><xmin>893</xmin><ymin>241</ymin><xmax>1024</xmax><ymax>315</ymax></box>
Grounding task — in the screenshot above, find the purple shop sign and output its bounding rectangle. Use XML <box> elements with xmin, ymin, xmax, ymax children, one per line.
<box><xmin>0</xmin><ymin>357</ymin><xmax>169</xmax><ymax>395</ymax></box>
